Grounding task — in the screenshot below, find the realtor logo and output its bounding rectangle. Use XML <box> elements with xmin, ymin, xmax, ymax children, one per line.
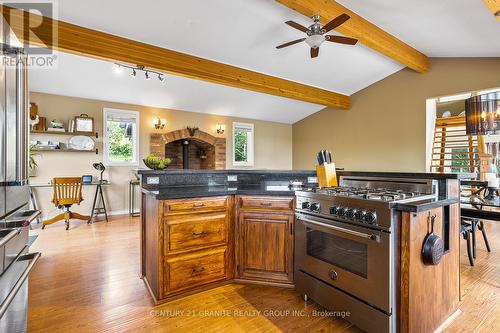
<box><xmin>1</xmin><ymin>1</ymin><xmax>58</xmax><ymax>68</ymax></box>
<box><xmin>1</xmin><ymin>1</ymin><xmax>56</xmax><ymax>54</ymax></box>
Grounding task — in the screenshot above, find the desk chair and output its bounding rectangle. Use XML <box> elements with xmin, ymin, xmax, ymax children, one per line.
<box><xmin>42</xmin><ymin>177</ymin><xmax>90</xmax><ymax>230</ymax></box>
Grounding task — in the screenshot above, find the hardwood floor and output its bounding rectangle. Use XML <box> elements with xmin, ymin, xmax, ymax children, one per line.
<box><xmin>27</xmin><ymin>216</ymin><xmax>499</xmax><ymax>332</ymax></box>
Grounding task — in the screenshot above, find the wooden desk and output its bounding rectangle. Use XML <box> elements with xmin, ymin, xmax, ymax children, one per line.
<box><xmin>29</xmin><ymin>181</ymin><xmax>111</xmax><ymax>223</ymax></box>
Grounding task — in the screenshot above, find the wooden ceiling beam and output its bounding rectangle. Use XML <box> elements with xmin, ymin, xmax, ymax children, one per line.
<box><xmin>1</xmin><ymin>5</ymin><xmax>350</xmax><ymax>109</ymax></box>
<box><xmin>275</xmin><ymin>0</ymin><xmax>430</xmax><ymax>73</ymax></box>
<box><xmin>483</xmin><ymin>0</ymin><xmax>500</xmax><ymax>21</ymax></box>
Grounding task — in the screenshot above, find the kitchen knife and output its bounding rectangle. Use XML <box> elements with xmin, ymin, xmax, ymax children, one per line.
<box><xmin>321</xmin><ymin>150</ymin><xmax>327</xmax><ymax>165</ymax></box>
<box><xmin>317</xmin><ymin>152</ymin><xmax>323</xmax><ymax>165</ymax></box>
<box><xmin>327</xmin><ymin>151</ymin><xmax>333</xmax><ymax>164</ymax></box>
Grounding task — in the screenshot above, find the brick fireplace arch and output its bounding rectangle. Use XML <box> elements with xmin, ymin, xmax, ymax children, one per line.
<box><xmin>150</xmin><ymin>128</ymin><xmax>226</xmax><ymax>169</ymax></box>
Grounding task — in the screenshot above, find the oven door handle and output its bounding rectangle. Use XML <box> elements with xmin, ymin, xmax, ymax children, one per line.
<box><xmin>0</xmin><ymin>252</ymin><xmax>41</xmax><ymax>319</ymax></box>
<box><xmin>298</xmin><ymin>217</ymin><xmax>380</xmax><ymax>242</ymax></box>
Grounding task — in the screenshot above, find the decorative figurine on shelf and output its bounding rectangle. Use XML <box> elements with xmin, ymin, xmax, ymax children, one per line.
<box><xmin>29</xmin><ymin>102</ymin><xmax>39</xmax><ymax>130</ymax></box>
<box><xmin>49</xmin><ymin>119</ymin><xmax>65</xmax><ymax>132</ymax></box>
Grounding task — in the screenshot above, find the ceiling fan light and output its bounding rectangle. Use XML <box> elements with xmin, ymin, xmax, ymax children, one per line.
<box><xmin>305</xmin><ymin>35</ymin><xmax>325</xmax><ymax>48</ymax></box>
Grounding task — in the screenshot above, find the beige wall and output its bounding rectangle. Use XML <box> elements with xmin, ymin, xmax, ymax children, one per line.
<box><xmin>29</xmin><ymin>92</ymin><xmax>292</xmax><ymax>218</ymax></box>
<box><xmin>292</xmin><ymin>58</ymin><xmax>500</xmax><ymax>171</ymax></box>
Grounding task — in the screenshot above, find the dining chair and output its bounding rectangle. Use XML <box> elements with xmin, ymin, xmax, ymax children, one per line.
<box><xmin>42</xmin><ymin>177</ymin><xmax>90</xmax><ymax>230</ymax></box>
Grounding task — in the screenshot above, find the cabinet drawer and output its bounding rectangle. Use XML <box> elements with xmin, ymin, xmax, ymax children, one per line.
<box><xmin>238</xmin><ymin>196</ymin><xmax>294</xmax><ymax>211</ymax></box>
<box><xmin>166</xmin><ymin>213</ymin><xmax>228</xmax><ymax>252</ymax></box>
<box><xmin>166</xmin><ymin>247</ymin><xmax>227</xmax><ymax>293</ymax></box>
<box><xmin>164</xmin><ymin>196</ymin><xmax>228</xmax><ymax>214</ymax></box>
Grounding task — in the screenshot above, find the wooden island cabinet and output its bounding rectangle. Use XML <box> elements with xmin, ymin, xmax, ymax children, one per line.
<box><xmin>235</xmin><ymin>196</ymin><xmax>294</xmax><ymax>286</ymax></box>
<box><xmin>141</xmin><ymin>193</ymin><xmax>295</xmax><ymax>303</ymax></box>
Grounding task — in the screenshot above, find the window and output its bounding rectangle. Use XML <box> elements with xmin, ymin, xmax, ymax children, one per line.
<box><xmin>103</xmin><ymin>108</ymin><xmax>139</xmax><ymax>166</ymax></box>
<box><xmin>232</xmin><ymin>122</ymin><xmax>254</xmax><ymax>166</ymax></box>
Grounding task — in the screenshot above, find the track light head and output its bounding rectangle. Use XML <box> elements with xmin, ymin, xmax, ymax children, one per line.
<box><xmin>158</xmin><ymin>74</ymin><xmax>165</xmax><ymax>82</ymax></box>
<box><xmin>145</xmin><ymin>71</ymin><xmax>150</xmax><ymax>80</ymax></box>
<box><xmin>113</xmin><ymin>63</ymin><xmax>122</xmax><ymax>75</ymax></box>
<box><xmin>130</xmin><ymin>69</ymin><xmax>136</xmax><ymax>78</ymax></box>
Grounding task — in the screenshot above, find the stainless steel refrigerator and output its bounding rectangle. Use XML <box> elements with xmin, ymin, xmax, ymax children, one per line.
<box><xmin>0</xmin><ymin>45</ymin><xmax>41</xmax><ymax>333</ymax></box>
<box><xmin>0</xmin><ymin>46</ymin><xmax>29</xmax><ymax>220</ymax></box>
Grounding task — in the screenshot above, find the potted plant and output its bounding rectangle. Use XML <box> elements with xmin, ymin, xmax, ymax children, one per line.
<box><xmin>29</xmin><ymin>144</ymin><xmax>39</xmax><ymax>177</ymax></box>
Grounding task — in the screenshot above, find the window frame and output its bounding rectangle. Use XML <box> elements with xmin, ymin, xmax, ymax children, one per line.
<box><xmin>103</xmin><ymin>108</ymin><xmax>140</xmax><ymax>167</ymax></box>
<box><xmin>232</xmin><ymin>122</ymin><xmax>254</xmax><ymax>167</ymax></box>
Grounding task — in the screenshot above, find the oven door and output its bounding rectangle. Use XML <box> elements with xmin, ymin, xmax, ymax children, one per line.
<box><xmin>295</xmin><ymin>213</ymin><xmax>392</xmax><ymax>314</ymax></box>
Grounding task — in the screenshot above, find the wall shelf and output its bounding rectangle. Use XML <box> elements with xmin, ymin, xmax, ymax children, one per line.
<box><xmin>32</xmin><ymin>148</ymin><xmax>98</xmax><ymax>154</ymax></box>
<box><xmin>30</xmin><ymin>130</ymin><xmax>98</xmax><ymax>138</ymax></box>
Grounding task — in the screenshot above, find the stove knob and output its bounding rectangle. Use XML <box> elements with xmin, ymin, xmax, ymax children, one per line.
<box><xmin>338</xmin><ymin>207</ymin><xmax>348</xmax><ymax>217</ymax></box>
<box><xmin>364</xmin><ymin>211</ymin><xmax>377</xmax><ymax>224</ymax></box>
<box><xmin>347</xmin><ymin>208</ymin><xmax>359</xmax><ymax>219</ymax></box>
<box><xmin>359</xmin><ymin>210</ymin><xmax>367</xmax><ymax>222</ymax></box>
<box><xmin>301</xmin><ymin>201</ymin><xmax>311</xmax><ymax>210</ymax></box>
<box><xmin>310</xmin><ymin>202</ymin><xmax>320</xmax><ymax>212</ymax></box>
<box><xmin>329</xmin><ymin>206</ymin><xmax>339</xmax><ymax>215</ymax></box>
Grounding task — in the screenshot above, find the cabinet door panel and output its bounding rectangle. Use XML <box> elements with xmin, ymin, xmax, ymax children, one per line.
<box><xmin>245</xmin><ymin>218</ymin><xmax>286</xmax><ymax>272</ymax></box>
<box><xmin>238</xmin><ymin>212</ymin><xmax>293</xmax><ymax>284</ymax></box>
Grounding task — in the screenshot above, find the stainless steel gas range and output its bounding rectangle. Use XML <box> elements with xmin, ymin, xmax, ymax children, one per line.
<box><xmin>294</xmin><ymin>176</ymin><xmax>437</xmax><ymax>333</ymax></box>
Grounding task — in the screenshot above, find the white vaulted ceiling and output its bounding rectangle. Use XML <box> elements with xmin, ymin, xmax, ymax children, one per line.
<box><xmin>29</xmin><ymin>0</ymin><xmax>500</xmax><ymax>123</ymax></box>
<box><xmin>338</xmin><ymin>0</ymin><xmax>500</xmax><ymax>56</ymax></box>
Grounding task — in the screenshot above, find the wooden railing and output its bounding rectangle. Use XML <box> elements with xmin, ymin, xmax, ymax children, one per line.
<box><xmin>430</xmin><ymin>116</ymin><xmax>484</xmax><ymax>173</ymax></box>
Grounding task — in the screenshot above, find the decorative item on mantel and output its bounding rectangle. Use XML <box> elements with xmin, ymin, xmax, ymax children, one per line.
<box><xmin>465</xmin><ymin>90</ymin><xmax>500</xmax><ymax>135</ymax></box>
<box><xmin>187</xmin><ymin>126</ymin><xmax>198</xmax><ymax>136</ymax></box>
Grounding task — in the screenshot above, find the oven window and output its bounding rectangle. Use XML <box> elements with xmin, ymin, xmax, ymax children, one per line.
<box><xmin>307</xmin><ymin>228</ymin><xmax>368</xmax><ymax>278</ymax></box>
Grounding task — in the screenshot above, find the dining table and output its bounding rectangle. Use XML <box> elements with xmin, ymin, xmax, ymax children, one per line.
<box><xmin>460</xmin><ymin>180</ymin><xmax>500</xmax><ymax>221</ymax></box>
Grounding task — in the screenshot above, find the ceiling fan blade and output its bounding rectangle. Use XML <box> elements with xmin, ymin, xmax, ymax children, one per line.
<box><xmin>310</xmin><ymin>47</ymin><xmax>319</xmax><ymax>58</ymax></box>
<box><xmin>276</xmin><ymin>38</ymin><xmax>306</xmax><ymax>49</ymax></box>
<box><xmin>326</xmin><ymin>35</ymin><xmax>358</xmax><ymax>45</ymax></box>
<box><xmin>285</xmin><ymin>20</ymin><xmax>310</xmax><ymax>33</ymax></box>
<box><xmin>322</xmin><ymin>13</ymin><xmax>350</xmax><ymax>33</ymax></box>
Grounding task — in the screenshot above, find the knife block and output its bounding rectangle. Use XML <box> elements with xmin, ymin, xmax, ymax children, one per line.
<box><xmin>316</xmin><ymin>163</ymin><xmax>338</xmax><ymax>188</ymax></box>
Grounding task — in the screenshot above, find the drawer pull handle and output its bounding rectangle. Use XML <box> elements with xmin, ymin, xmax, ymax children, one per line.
<box><xmin>192</xmin><ymin>231</ymin><xmax>208</xmax><ymax>238</ymax></box>
<box><xmin>191</xmin><ymin>267</ymin><xmax>205</xmax><ymax>275</ymax></box>
<box><xmin>260</xmin><ymin>202</ymin><xmax>272</xmax><ymax>206</ymax></box>
<box><xmin>193</xmin><ymin>203</ymin><xmax>206</xmax><ymax>208</ymax></box>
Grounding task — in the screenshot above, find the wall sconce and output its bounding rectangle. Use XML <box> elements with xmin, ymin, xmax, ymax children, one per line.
<box><xmin>153</xmin><ymin>117</ymin><xmax>167</xmax><ymax>130</ymax></box>
<box><xmin>216</xmin><ymin>123</ymin><xmax>225</xmax><ymax>135</ymax></box>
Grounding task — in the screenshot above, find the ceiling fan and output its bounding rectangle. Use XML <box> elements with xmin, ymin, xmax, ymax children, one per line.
<box><xmin>276</xmin><ymin>14</ymin><xmax>358</xmax><ymax>58</ymax></box>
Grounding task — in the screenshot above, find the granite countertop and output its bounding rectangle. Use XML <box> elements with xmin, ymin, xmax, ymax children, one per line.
<box><xmin>137</xmin><ymin>169</ymin><xmax>316</xmax><ymax>175</ymax></box>
<box><xmin>142</xmin><ymin>184</ymin><xmax>307</xmax><ymax>199</ymax></box>
<box><xmin>391</xmin><ymin>197</ymin><xmax>459</xmax><ymax>213</ymax></box>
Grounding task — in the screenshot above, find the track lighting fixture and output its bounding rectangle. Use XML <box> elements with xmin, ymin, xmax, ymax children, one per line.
<box><xmin>114</xmin><ymin>63</ymin><xmax>166</xmax><ymax>83</ymax></box>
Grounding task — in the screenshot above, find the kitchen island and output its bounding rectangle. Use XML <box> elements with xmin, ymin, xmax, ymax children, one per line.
<box><xmin>139</xmin><ymin>170</ymin><xmax>317</xmax><ymax>303</ymax></box>
<box><xmin>139</xmin><ymin>169</ymin><xmax>467</xmax><ymax>333</ymax></box>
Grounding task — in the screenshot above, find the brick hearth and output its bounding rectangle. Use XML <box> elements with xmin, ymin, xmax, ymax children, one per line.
<box><xmin>150</xmin><ymin>128</ymin><xmax>226</xmax><ymax>170</ymax></box>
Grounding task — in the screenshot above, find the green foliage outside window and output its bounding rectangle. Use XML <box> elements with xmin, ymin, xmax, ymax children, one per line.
<box><xmin>108</xmin><ymin>121</ymin><xmax>133</xmax><ymax>161</ymax></box>
<box><xmin>451</xmin><ymin>148</ymin><xmax>477</xmax><ymax>173</ymax></box>
<box><xmin>234</xmin><ymin>130</ymin><xmax>248</xmax><ymax>162</ymax></box>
